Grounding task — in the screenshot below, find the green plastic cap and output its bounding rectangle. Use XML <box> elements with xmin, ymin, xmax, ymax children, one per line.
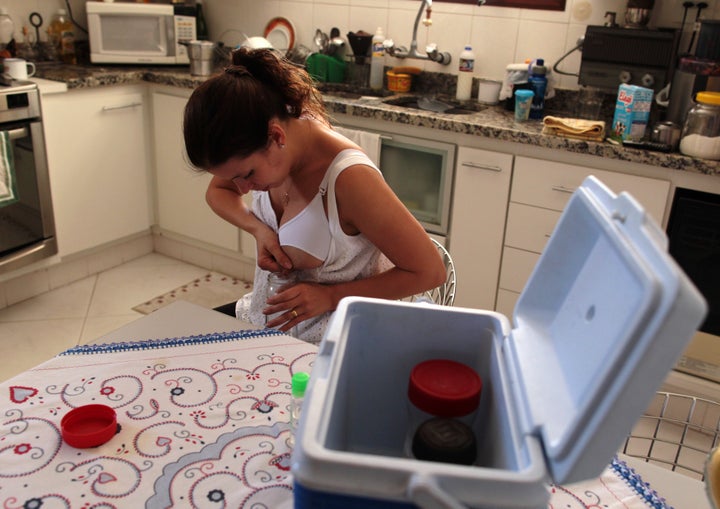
<box><xmin>292</xmin><ymin>371</ymin><xmax>310</xmax><ymax>397</ymax></box>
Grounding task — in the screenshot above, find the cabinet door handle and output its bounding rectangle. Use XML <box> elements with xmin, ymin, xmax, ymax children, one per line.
<box><xmin>461</xmin><ymin>161</ymin><xmax>503</xmax><ymax>172</ymax></box>
<box><xmin>551</xmin><ymin>184</ymin><xmax>575</xmax><ymax>194</ymax></box>
<box><xmin>102</xmin><ymin>102</ymin><xmax>142</xmax><ymax>112</ymax></box>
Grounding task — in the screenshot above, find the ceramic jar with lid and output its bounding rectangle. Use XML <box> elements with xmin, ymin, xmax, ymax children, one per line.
<box><xmin>406</xmin><ymin>359</ymin><xmax>482</xmax><ymax>465</ymax></box>
<box><xmin>679</xmin><ymin>91</ymin><xmax>720</xmax><ymax>160</ymax></box>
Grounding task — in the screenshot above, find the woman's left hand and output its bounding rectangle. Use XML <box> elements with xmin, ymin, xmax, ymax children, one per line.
<box><xmin>263</xmin><ymin>281</ymin><xmax>334</xmax><ymax>332</ymax></box>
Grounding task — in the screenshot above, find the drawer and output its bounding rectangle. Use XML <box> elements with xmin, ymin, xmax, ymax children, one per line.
<box><xmin>498</xmin><ymin>246</ymin><xmax>539</xmax><ymax>293</ymax></box>
<box><xmin>505</xmin><ymin>203</ymin><xmax>560</xmax><ymax>254</ymax></box>
<box><xmin>511</xmin><ymin>156</ymin><xmax>670</xmax><ymax>222</ymax></box>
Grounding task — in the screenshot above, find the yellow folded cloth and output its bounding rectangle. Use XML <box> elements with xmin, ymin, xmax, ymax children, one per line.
<box><xmin>542</xmin><ymin>116</ymin><xmax>606</xmax><ymax>142</ymax></box>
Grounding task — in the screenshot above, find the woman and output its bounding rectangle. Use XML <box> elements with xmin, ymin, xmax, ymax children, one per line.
<box><xmin>183</xmin><ymin>47</ymin><xmax>445</xmax><ymax>344</ymax></box>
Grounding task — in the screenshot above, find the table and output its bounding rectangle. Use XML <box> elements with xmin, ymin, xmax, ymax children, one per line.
<box><xmin>0</xmin><ymin>302</ymin><xmax>711</xmax><ymax>508</ymax></box>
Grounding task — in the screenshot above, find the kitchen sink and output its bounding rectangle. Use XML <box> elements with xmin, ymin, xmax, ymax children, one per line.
<box><xmin>382</xmin><ymin>95</ymin><xmax>485</xmax><ymax>115</ymax></box>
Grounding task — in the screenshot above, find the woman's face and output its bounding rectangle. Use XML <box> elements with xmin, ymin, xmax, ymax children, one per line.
<box><xmin>208</xmin><ymin>145</ymin><xmax>285</xmax><ymax>194</ymax></box>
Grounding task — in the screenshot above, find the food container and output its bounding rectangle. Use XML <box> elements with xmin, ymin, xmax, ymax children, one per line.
<box><xmin>387</xmin><ymin>70</ymin><xmax>412</xmax><ymax>92</ymax></box>
<box><xmin>679</xmin><ymin>91</ymin><xmax>720</xmax><ymax>160</ymax></box>
<box><xmin>292</xmin><ymin>176</ymin><xmax>707</xmax><ymax>509</ymax></box>
<box><xmin>610</xmin><ymin>83</ymin><xmax>653</xmax><ymax>141</ymax></box>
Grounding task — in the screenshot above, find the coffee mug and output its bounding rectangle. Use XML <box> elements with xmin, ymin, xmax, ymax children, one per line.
<box><xmin>4</xmin><ymin>58</ymin><xmax>36</xmax><ymax>80</ymax></box>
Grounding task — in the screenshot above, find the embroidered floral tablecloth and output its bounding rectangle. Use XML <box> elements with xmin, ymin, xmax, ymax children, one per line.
<box><xmin>0</xmin><ymin>330</ymin><xmax>674</xmax><ymax>509</ymax></box>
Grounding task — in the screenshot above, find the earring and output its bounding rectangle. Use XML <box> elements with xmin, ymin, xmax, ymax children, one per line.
<box><xmin>279</xmin><ymin>143</ymin><xmax>286</xmax><ymax>149</ymax></box>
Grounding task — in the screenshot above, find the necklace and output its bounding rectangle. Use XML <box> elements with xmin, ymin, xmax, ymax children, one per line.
<box><xmin>283</xmin><ymin>191</ymin><xmax>290</xmax><ymax>206</ymax></box>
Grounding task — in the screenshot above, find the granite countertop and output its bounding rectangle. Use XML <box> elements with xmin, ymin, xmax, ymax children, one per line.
<box><xmin>33</xmin><ymin>62</ymin><xmax>720</xmax><ymax>177</ymax></box>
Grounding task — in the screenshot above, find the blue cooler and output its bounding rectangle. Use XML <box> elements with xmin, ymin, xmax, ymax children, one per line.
<box><xmin>291</xmin><ymin>176</ymin><xmax>707</xmax><ymax>509</ymax></box>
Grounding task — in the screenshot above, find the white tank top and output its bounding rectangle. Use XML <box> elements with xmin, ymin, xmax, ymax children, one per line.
<box><xmin>238</xmin><ymin>149</ymin><xmax>393</xmax><ymax>344</ymax></box>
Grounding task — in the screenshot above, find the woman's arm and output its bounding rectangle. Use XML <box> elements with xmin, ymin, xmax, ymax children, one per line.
<box><xmin>265</xmin><ymin>165</ymin><xmax>446</xmax><ymax>329</ymax></box>
<box><xmin>206</xmin><ymin>176</ymin><xmax>292</xmax><ymax>272</ymax></box>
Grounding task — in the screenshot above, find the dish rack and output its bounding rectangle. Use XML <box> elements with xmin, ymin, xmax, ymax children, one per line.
<box><xmin>621</xmin><ymin>391</ymin><xmax>720</xmax><ymax>480</ymax></box>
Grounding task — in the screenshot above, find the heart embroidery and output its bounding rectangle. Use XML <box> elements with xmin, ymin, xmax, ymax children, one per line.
<box><xmin>10</xmin><ymin>386</ymin><xmax>38</xmax><ymax>403</ymax></box>
<box><xmin>97</xmin><ymin>472</ymin><xmax>116</xmax><ymax>484</ymax></box>
<box><xmin>156</xmin><ymin>437</ymin><xmax>171</xmax><ymax>447</ymax></box>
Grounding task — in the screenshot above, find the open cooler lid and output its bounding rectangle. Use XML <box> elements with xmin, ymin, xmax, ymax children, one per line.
<box><xmin>506</xmin><ymin>176</ymin><xmax>706</xmax><ymax>485</ymax></box>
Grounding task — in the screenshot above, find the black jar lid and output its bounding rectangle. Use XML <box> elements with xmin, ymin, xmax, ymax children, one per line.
<box><xmin>411</xmin><ymin>417</ymin><xmax>477</xmax><ymax>465</ymax></box>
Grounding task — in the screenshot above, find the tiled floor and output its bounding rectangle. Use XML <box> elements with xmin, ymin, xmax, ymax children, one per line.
<box><xmin>0</xmin><ymin>253</ymin><xmax>209</xmax><ymax>383</ymax></box>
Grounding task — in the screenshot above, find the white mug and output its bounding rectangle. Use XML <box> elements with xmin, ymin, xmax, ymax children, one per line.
<box><xmin>4</xmin><ymin>58</ymin><xmax>36</xmax><ymax>80</ymax></box>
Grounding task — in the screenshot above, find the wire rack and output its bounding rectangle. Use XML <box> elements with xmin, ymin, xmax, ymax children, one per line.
<box><xmin>621</xmin><ymin>391</ymin><xmax>720</xmax><ymax>481</ymax></box>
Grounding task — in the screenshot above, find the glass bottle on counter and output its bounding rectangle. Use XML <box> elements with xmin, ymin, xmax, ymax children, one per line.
<box><xmin>196</xmin><ymin>0</ymin><xmax>209</xmax><ymax>41</ymax></box>
<box><xmin>679</xmin><ymin>91</ymin><xmax>720</xmax><ymax>160</ymax></box>
<box><xmin>47</xmin><ymin>9</ymin><xmax>76</xmax><ymax>64</ymax></box>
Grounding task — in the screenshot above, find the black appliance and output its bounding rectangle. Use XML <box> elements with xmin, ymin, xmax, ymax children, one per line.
<box><xmin>579</xmin><ymin>25</ymin><xmax>679</xmax><ymax>93</ymax></box>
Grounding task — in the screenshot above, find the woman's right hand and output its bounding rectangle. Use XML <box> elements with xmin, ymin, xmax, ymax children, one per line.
<box><xmin>255</xmin><ymin>225</ymin><xmax>293</xmax><ymax>273</ymax></box>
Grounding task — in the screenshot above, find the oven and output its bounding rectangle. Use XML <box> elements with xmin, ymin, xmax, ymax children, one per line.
<box><xmin>0</xmin><ymin>82</ymin><xmax>56</xmax><ymax>275</ymax></box>
<box><xmin>378</xmin><ymin>133</ymin><xmax>455</xmax><ymax>243</ymax></box>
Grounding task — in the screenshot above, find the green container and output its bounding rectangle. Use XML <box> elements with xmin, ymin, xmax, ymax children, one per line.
<box><xmin>306</xmin><ymin>53</ymin><xmax>346</xmax><ymax>83</ymax></box>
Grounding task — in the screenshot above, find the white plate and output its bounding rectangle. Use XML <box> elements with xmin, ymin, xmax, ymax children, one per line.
<box><xmin>264</xmin><ymin>17</ymin><xmax>295</xmax><ymax>52</ymax></box>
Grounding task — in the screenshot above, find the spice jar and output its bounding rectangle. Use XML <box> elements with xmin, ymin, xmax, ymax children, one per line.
<box><xmin>679</xmin><ymin>91</ymin><xmax>720</xmax><ymax>160</ymax></box>
<box><xmin>406</xmin><ymin>359</ymin><xmax>482</xmax><ymax>465</ymax></box>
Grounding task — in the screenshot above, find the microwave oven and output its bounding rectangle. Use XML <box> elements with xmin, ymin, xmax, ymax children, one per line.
<box><xmin>86</xmin><ymin>1</ymin><xmax>197</xmax><ymax>65</ymax></box>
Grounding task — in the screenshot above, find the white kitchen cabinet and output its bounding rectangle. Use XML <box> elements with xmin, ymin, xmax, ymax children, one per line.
<box><xmin>449</xmin><ymin>146</ymin><xmax>513</xmax><ymax>310</ymax></box>
<box><xmin>495</xmin><ymin>156</ymin><xmax>671</xmax><ymax>318</ymax></box>
<box><xmin>151</xmin><ymin>89</ymin><xmax>254</xmax><ymax>258</ymax></box>
<box><xmin>43</xmin><ymin>85</ymin><xmax>153</xmax><ymax>256</ymax></box>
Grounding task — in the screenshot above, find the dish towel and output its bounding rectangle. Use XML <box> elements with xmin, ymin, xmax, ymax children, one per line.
<box><xmin>333</xmin><ymin>125</ymin><xmax>381</xmax><ymax>166</ymax></box>
<box><xmin>542</xmin><ymin>116</ymin><xmax>606</xmax><ymax>142</ymax></box>
<box><xmin>0</xmin><ymin>130</ymin><xmax>17</xmax><ymax>207</ymax></box>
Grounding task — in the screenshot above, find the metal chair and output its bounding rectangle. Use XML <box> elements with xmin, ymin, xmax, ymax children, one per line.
<box><xmin>404</xmin><ymin>237</ymin><xmax>456</xmax><ymax>306</ymax></box>
<box><xmin>621</xmin><ymin>391</ymin><xmax>720</xmax><ymax>481</ymax></box>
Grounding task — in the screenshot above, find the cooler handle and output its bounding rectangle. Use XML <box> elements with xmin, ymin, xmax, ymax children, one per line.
<box><xmin>407</xmin><ymin>473</ymin><xmax>467</xmax><ymax>509</ymax></box>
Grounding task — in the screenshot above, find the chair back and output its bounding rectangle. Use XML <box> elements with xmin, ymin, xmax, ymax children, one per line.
<box><xmin>404</xmin><ymin>238</ymin><xmax>456</xmax><ymax>306</ymax></box>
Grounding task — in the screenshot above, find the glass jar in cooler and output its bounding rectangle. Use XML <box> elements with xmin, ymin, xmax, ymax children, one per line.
<box><xmin>679</xmin><ymin>91</ymin><xmax>720</xmax><ymax>160</ymax></box>
<box><xmin>405</xmin><ymin>359</ymin><xmax>482</xmax><ymax>465</ymax></box>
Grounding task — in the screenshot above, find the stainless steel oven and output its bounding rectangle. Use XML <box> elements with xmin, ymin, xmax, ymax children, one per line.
<box><xmin>0</xmin><ymin>81</ymin><xmax>56</xmax><ymax>275</ymax></box>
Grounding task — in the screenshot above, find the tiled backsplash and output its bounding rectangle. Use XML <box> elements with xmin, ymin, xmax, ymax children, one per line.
<box><xmin>5</xmin><ymin>0</ymin><xmax>720</xmax><ymax>90</ymax></box>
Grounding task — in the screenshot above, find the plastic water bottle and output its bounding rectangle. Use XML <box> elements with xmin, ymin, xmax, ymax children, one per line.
<box><xmin>288</xmin><ymin>371</ymin><xmax>310</xmax><ymax>449</ymax></box>
<box><xmin>0</xmin><ymin>8</ymin><xmax>15</xmax><ymax>47</ymax></box>
<box><xmin>456</xmin><ymin>46</ymin><xmax>475</xmax><ymax>101</ymax></box>
<box><xmin>528</xmin><ymin>58</ymin><xmax>548</xmax><ymax>119</ymax></box>
<box><xmin>369</xmin><ymin>27</ymin><xmax>385</xmax><ymax>90</ymax></box>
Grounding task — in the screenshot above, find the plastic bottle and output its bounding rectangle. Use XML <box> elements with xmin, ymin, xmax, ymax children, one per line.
<box><xmin>266</xmin><ymin>272</ymin><xmax>298</xmax><ymax>337</ymax></box>
<box><xmin>528</xmin><ymin>58</ymin><xmax>548</xmax><ymax>119</ymax></box>
<box><xmin>369</xmin><ymin>27</ymin><xmax>385</xmax><ymax>90</ymax></box>
<box><xmin>0</xmin><ymin>8</ymin><xmax>15</xmax><ymax>47</ymax></box>
<box><xmin>288</xmin><ymin>371</ymin><xmax>310</xmax><ymax>449</ymax></box>
<box><xmin>47</xmin><ymin>9</ymin><xmax>76</xmax><ymax>64</ymax></box>
<box><xmin>196</xmin><ymin>0</ymin><xmax>209</xmax><ymax>41</ymax></box>
<box><xmin>456</xmin><ymin>46</ymin><xmax>475</xmax><ymax>101</ymax></box>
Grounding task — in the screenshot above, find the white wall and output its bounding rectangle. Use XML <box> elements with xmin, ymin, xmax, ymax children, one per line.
<box><xmin>203</xmin><ymin>0</ymin><xmax>720</xmax><ymax>89</ymax></box>
<box><xmin>3</xmin><ymin>0</ymin><xmax>719</xmax><ymax>90</ymax></box>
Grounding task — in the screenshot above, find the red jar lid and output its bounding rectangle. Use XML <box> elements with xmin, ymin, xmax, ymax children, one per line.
<box><xmin>61</xmin><ymin>404</ymin><xmax>118</xmax><ymax>448</ymax></box>
<box><xmin>408</xmin><ymin>359</ymin><xmax>482</xmax><ymax>417</ymax></box>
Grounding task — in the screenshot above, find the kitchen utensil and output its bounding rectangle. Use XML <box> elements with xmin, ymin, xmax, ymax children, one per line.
<box><xmin>29</xmin><ymin>12</ymin><xmax>42</xmax><ymax>46</ymax></box>
<box><xmin>327</xmin><ymin>27</ymin><xmax>345</xmax><ymax>58</ymax></box>
<box><xmin>240</xmin><ymin>35</ymin><xmax>273</xmax><ymax>50</ymax></box>
<box><xmin>264</xmin><ymin>17</ymin><xmax>295</xmax><ymax>54</ymax></box>
<box><xmin>187</xmin><ymin>40</ymin><xmax>214</xmax><ymax>76</ymax></box>
<box><xmin>3</xmin><ymin>58</ymin><xmax>35</xmax><ymax>80</ymax></box>
<box><xmin>314</xmin><ymin>29</ymin><xmax>328</xmax><ymax>54</ymax></box>
<box><xmin>650</xmin><ymin>120</ymin><xmax>681</xmax><ymax>150</ymax></box>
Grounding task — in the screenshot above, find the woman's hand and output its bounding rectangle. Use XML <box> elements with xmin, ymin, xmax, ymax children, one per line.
<box><xmin>254</xmin><ymin>226</ymin><xmax>293</xmax><ymax>273</ymax></box>
<box><xmin>263</xmin><ymin>281</ymin><xmax>334</xmax><ymax>332</ymax></box>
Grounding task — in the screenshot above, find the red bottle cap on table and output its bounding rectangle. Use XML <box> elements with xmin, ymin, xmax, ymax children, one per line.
<box><xmin>408</xmin><ymin>359</ymin><xmax>482</xmax><ymax>417</ymax></box>
<box><xmin>61</xmin><ymin>404</ymin><xmax>118</xmax><ymax>448</ymax></box>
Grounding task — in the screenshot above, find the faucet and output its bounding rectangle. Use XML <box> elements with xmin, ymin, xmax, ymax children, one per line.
<box><xmin>383</xmin><ymin>0</ymin><xmax>452</xmax><ymax>65</ymax></box>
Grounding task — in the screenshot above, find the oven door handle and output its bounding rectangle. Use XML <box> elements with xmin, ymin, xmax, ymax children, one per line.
<box><xmin>6</xmin><ymin>127</ymin><xmax>28</xmax><ymax>140</ymax></box>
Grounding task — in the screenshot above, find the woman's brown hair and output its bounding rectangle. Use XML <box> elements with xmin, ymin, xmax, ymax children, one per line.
<box><xmin>183</xmin><ymin>47</ymin><xmax>328</xmax><ymax>169</ymax></box>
